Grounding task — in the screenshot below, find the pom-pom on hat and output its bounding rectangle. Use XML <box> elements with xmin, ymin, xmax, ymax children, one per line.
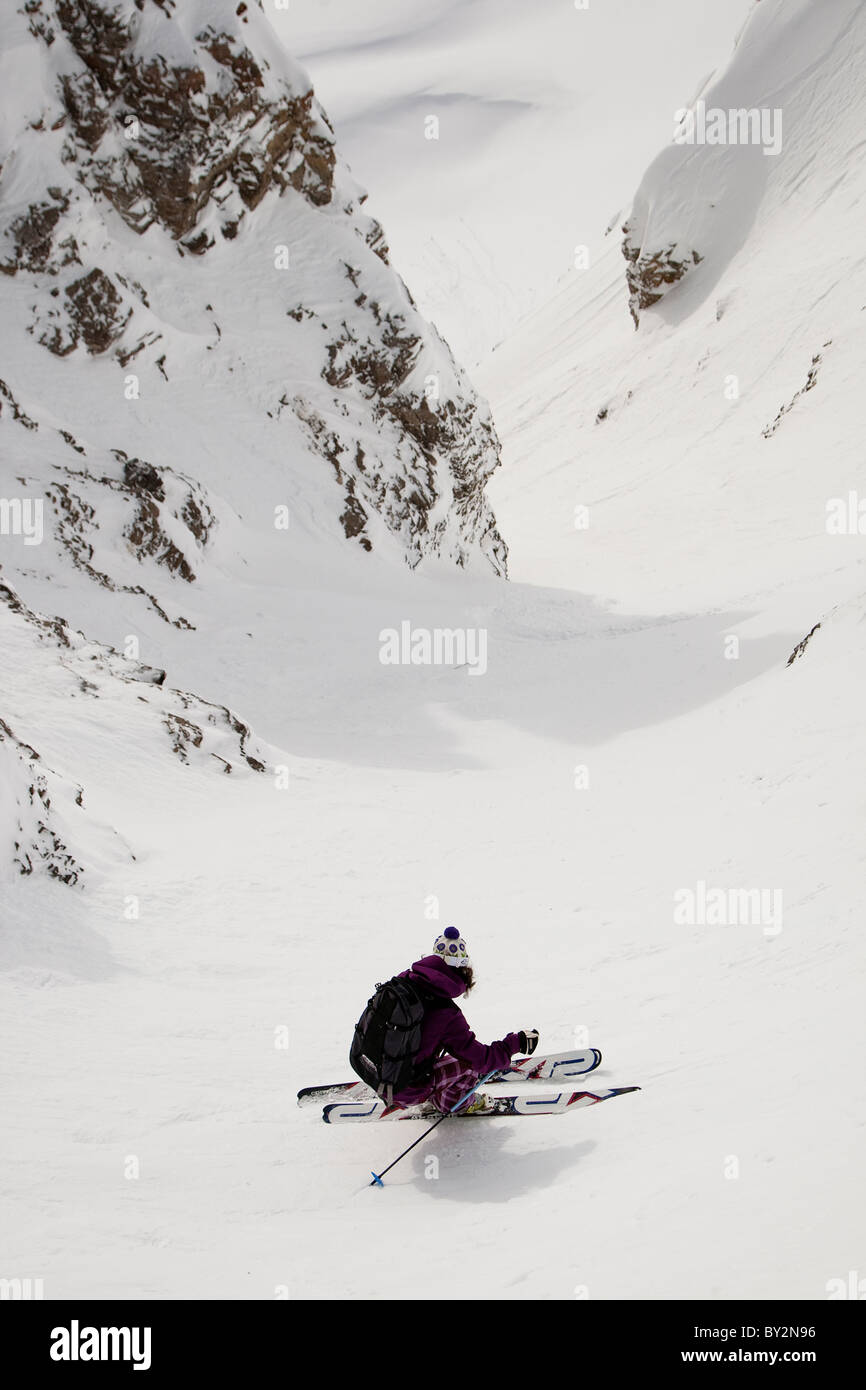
<box><xmin>433</xmin><ymin>925</ymin><xmax>471</xmax><ymax>968</ymax></box>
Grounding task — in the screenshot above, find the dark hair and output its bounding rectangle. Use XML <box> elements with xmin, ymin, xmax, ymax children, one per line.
<box><xmin>457</xmin><ymin>964</ymin><xmax>475</xmax><ymax>994</ymax></box>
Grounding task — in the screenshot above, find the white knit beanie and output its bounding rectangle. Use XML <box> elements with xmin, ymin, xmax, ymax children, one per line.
<box><xmin>432</xmin><ymin>925</ymin><xmax>471</xmax><ymax>968</ymax></box>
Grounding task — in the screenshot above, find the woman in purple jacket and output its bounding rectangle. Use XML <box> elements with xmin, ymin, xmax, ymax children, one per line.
<box><xmin>393</xmin><ymin>926</ymin><xmax>538</xmax><ymax>1113</ymax></box>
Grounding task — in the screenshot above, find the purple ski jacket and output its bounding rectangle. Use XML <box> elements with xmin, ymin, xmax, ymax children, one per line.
<box><xmin>393</xmin><ymin>954</ymin><xmax>522</xmax><ymax>1104</ymax></box>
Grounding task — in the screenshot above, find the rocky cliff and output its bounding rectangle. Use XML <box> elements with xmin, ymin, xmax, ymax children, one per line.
<box><xmin>1</xmin><ymin>0</ymin><xmax>507</xmax><ymax>575</ymax></box>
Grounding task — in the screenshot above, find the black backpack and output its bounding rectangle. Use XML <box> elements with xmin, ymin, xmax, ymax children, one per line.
<box><xmin>350</xmin><ymin>976</ymin><xmax>431</xmax><ymax>1104</ymax></box>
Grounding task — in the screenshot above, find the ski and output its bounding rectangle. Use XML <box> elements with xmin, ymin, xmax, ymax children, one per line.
<box><xmin>298</xmin><ymin>1047</ymin><xmax>602</xmax><ymax>1108</ymax></box>
<box><xmin>322</xmin><ymin>1085</ymin><xmax>638</xmax><ymax>1124</ymax></box>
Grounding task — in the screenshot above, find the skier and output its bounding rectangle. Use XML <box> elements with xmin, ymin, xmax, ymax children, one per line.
<box><xmin>308</xmin><ymin>947</ymin><xmax>611</xmax><ymax>1118</ymax></box>
<box><xmin>387</xmin><ymin>926</ymin><xmax>538</xmax><ymax>1114</ymax></box>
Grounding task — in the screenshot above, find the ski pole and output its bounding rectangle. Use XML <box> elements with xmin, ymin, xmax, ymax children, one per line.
<box><xmin>369</xmin><ymin>1071</ymin><xmax>497</xmax><ymax>1188</ymax></box>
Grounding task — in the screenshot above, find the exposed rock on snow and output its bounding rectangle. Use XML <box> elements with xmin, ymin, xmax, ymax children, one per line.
<box><xmin>162</xmin><ymin>696</ymin><xmax>266</xmax><ymax>775</ymax></box>
<box><xmin>49</xmin><ymin>0</ymin><xmax>336</xmax><ymax>242</ymax></box>
<box><xmin>762</xmin><ymin>346</ymin><xmax>829</xmax><ymax>440</ymax></box>
<box><xmin>786</xmin><ymin>622</ymin><xmax>822</xmax><ymax>667</ymax></box>
<box><xmin>0</xmin><ymin>715</ymin><xmax>87</xmax><ymax>885</ymax></box>
<box><xmin>0</xmin><ymin>576</ymin><xmax>274</xmax><ymax>880</ymax></box>
<box><xmin>0</xmin><ymin>0</ymin><xmax>506</xmax><ymax>574</ymax></box>
<box><xmin>36</xmin><ymin>447</ymin><xmax>215</xmax><ymax>615</ymax></box>
<box><xmin>36</xmin><ymin>265</ymin><xmax>133</xmax><ymax>355</ymax></box>
<box><xmin>622</xmin><ymin>222</ymin><xmax>703</xmax><ymax>329</ymax></box>
<box><xmin>0</xmin><ymin>376</ymin><xmax>38</xmax><ymax>428</ymax></box>
<box><xmin>0</xmin><ymin>186</ymin><xmax>80</xmax><ymax>276</ymax></box>
<box><xmin>1</xmin><ymin>579</ymin><xmax>271</xmax><ymax>768</ymax></box>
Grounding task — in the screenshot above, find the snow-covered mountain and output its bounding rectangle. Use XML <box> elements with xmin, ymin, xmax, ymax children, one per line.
<box><xmin>2</xmin><ymin>0</ymin><xmax>864</xmax><ymax>1305</ymax></box>
<box><xmin>277</xmin><ymin>0</ymin><xmax>756</xmax><ymax>365</ymax></box>
<box><xmin>1</xmin><ymin>1</ymin><xmax>506</xmax><ymax>580</ymax></box>
<box><xmin>483</xmin><ymin>0</ymin><xmax>866</xmax><ymax>615</ymax></box>
<box><xmin>0</xmin><ymin>0</ymin><xmax>508</xmax><ymax>883</ymax></box>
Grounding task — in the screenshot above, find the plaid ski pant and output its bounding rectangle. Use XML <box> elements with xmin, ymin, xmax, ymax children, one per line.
<box><xmin>424</xmin><ymin>1055</ymin><xmax>481</xmax><ymax>1113</ymax></box>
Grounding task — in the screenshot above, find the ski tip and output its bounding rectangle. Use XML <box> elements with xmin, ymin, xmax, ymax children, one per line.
<box><xmin>299</xmin><ymin>1084</ymin><xmax>340</xmax><ymax>1103</ymax></box>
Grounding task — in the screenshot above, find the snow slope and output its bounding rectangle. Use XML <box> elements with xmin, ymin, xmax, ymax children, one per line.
<box><xmin>3</xmin><ymin>546</ymin><xmax>862</xmax><ymax>1299</ymax></box>
<box><xmin>2</xmin><ymin>0</ymin><xmax>865</xmax><ymax>1302</ymax></box>
<box><xmin>482</xmin><ymin>0</ymin><xmax>866</xmax><ymax>615</ymax></box>
<box><xmin>276</xmin><ymin>0</ymin><xmax>755</xmax><ymax>365</ymax></box>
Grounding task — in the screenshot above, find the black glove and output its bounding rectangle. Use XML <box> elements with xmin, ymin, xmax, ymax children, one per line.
<box><xmin>518</xmin><ymin>1029</ymin><xmax>539</xmax><ymax>1056</ymax></box>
